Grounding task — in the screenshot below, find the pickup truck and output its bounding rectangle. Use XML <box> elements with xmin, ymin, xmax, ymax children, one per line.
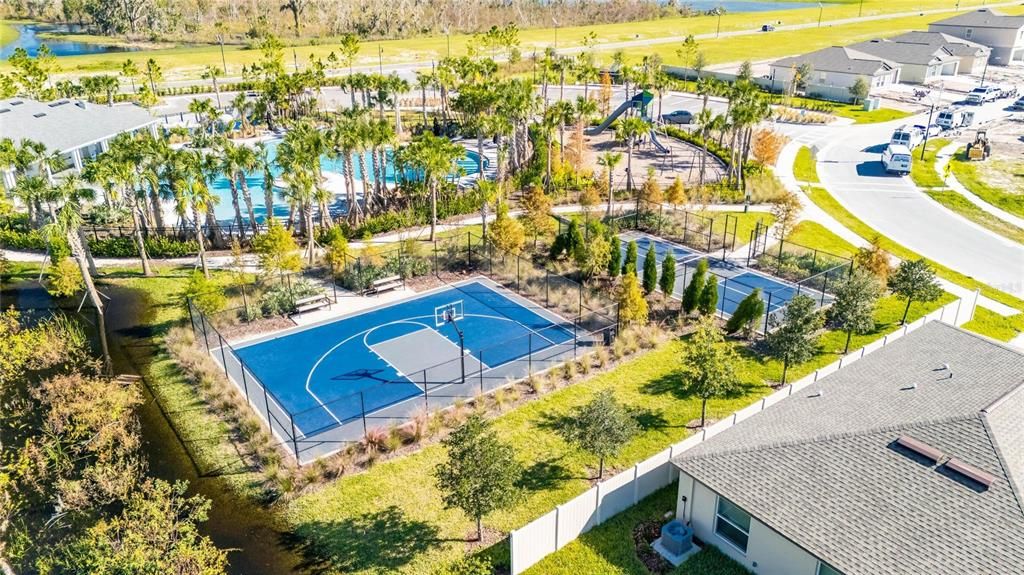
<box><xmin>966</xmin><ymin>86</ymin><xmax>1000</xmax><ymax>105</ymax></box>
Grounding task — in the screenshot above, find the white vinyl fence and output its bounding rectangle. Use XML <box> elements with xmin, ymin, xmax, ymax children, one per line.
<box><xmin>509</xmin><ymin>293</ymin><xmax>978</xmax><ymax>574</ymax></box>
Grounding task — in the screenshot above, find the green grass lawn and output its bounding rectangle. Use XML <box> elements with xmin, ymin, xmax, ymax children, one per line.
<box><xmin>525</xmin><ymin>484</ymin><xmax>750</xmax><ymax>575</ymax></box>
<box><xmin>948</xmin><ymin>151</ymin><xmax>1024</xmax><ymax>220</ymax></box>
<box><xmin>961</xmin><ymin>306</ymin><xmax>1024</xmax><ymax>343</ymax></box>
<box><xmin>910</xmin><ymin>138</ymin><xmax>949</xmax><ymax>189</ymax></box>
<box><xmin>924</xmin><ymin>189</ymin><xmax>1024</xmax><ymax>245</ymax></box>
<box><xmin>702</xmin><ymin>210</ymin><xmax>775</xmax><ymax>249</ymax></box>
<box><xmin>793</xmin><ymin>146</ymin><xmax>819</xmax><ymax>184</ymax></box>
<box><xmin>830</xmin><ymin>104</ymin><xmax>913</xmax><ymax>124</ymax></box>
<box><xmin>786</xmin><ymin>220</ymin><xmax>857</xmax><ymax>258</ymax></box>
<box><xmin>6</xmin><ymin>0</ymin><xmax>1012</xmax><ymax>78</ymax></box>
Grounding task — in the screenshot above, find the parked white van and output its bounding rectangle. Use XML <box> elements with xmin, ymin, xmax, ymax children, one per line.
<box><xmin>882</xmin><ymin>144</ymin><xmax>912</xmax><ymax>175</ymax></box>
<box><xmin>890</xmin><ymin>125</ymin><xmax>923</xmax><ymax>149</ymax></box>
<box><xmin>936</xmin><ymin>107</ymin><xmax>973</xmax><ymax>130</ymax></box>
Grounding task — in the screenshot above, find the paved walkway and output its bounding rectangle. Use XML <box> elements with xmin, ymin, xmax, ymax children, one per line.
<box><xmin>933</xmin><ymin>141</ymin><xmax>1024</xmax><ymax>230</ymax></box>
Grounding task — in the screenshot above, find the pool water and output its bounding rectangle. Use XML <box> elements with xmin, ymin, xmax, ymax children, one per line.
<box><xmin>208</xmin><ymin>139</ymin><xmax>482</xmax><ymax>223</ymax></box>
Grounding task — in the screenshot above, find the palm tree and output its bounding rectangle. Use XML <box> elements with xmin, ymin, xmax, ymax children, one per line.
<box><xmin>121</xmin><ymin>59</ymin><xmax>140</xmax><ymax>93</ymax></box>
<box><xmin>202</xmin><ymin>65</ymin><xmax>224</xmax><ymax>108</ymax></box>
<box><xmin>232</xmin><ymin>92</ymin><xmax>254</xmax><ymax>136</ymax></box>
<box><xmin>102</xmin><ymin>135</ymin><xmax>154</xmax><ymax>276</ymax></box>
<box><xmin>168</xmin><ymin>149</ymin><xmax>216</xmax><ymax>277</ymax></box>
<box><xmin>368</xmin><ymin>118</ymin><xmax>395</xmax><ymax>207</ymax></box>
<box><xmin>188</xmin><ymin>98</ymin><xmax>218</xmax><ymax>134</ymax></box>
<box><xmin>404</xmin><ymin>133</ymin><xmax>466</xmax><ymax>240</ymax></box>
<box><xmin>597</xmin><ymin>151</ymin><xmax>622</xmax><ymax>216</ymax></box>
<box><xmin>695</xmin><ymin>107</ymin><xmax>713</xmax><ymax>186</ymax></box>
<box><xmin>138</xmin><ymin>133</ymin><xmax>170</xmax><ymax>230</ymax></box>
<box><xmin>453</xmin><ymin>83</ymin><xmax>498</xmax><ymax>183</ymax></box>
<box><xmin>255</xmin><ymin>142</ymin><xmax>275</xmax><ymax>223</ymax></box>
<box><xmin>327</xmin><ymin>113</ymin><xmax>362</xmax><ymax>222</ymax></box>
<box><xmin>475</xmin><ymin>179</ymin><xmax>500</xmax><ymax>241</ymax></box>
<box><xmin>615</xmin><ymin>116</ymin><xmax>649</xmax><ymax>195</ymax></box>
<box><xmin>338</xmin><ymin>33</ymin><xmax>361</xmax><ymax>107</ymax></box>
<box><xmin>45</xmin><ymin>199</ymin><xmax>112</xmax><ymax>371</ymax></box>
<box><xmin>218</xmin><ymin>140</ymin><xmax>261</xmax><ymax>235</ymax></box>
<box><xmin>415</xmin><ymin>70</ymin><xmax>433</xmax><ymax>125</ymax></box>
<box><xmin>387</xmin><ymin>73</ymin><xmax>410</xmax><ymax>136</ymax></box>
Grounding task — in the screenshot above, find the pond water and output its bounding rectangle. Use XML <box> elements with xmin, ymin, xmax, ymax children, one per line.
<box><xmin>0</xmin><ymin>23</ymin><xmax>141</xmax><ymax>59</ymax></box>
<box><xmin>681</xmin><ymin>0</ymin><xmax>818</xmax><ymax>13</ymax></box>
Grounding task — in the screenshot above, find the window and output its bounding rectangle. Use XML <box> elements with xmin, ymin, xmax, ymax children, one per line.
<box><xmin>817</xmin><ymin>562</ymin><xmax>843</xmax><ymax>575</ymax></box>
<box><xmin>965</xmin><ymin>28</ymin><xmax>973</xmax><ymax>39</ymax></box>
<box><xmin>714</xmin><ymin>496</ymin><xmax>751</xmax><ymax>553</ymax></box>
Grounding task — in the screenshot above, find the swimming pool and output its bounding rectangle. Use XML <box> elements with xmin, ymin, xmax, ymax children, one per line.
<box><xmin>208</xmin><ymin>139</ymin><xmax>484</xmax><ymax>222</ymax></box>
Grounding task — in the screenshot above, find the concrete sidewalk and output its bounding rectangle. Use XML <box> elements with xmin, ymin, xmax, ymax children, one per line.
<box><xmin>933</xmin><ymin>142</ymin><xmax>1024</xmax><ymax>230</ymax></box>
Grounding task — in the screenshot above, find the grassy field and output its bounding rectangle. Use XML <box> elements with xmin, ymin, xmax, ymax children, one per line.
<box><xmin>802</xmin><ymin>185</ymin><xmax>1024</xmax><ymax>341</ymax></box>
<box><xmin>793</xmin><ymin>146</ymin><xmax>819</xmax><ymax>183</ymax></box>
<box><xmin>910</xmin><ymin>138</ymin><xmax>949</xmax><ymax>189</ymax></box>
<box><xmin>524</xmin><ymin>484</ymin><xmax>749</xmax><ymax>575</ymax></box>
<box><xmin>5</xmin><ymin>0</ymin><xmax>1014</xmax><ymax>78</ymax></box>
<box><xmin>961</xmin><ymin>306</ymin><xmax>1024</xmax><ymax>342</ymax></box>
<box><xmin>949</xmin><ymin>151</ymin><xmax>1024</xmax><ymax>220</ymax></box>
<box><xmin>924</xmin><ymin>189</ymin><xmax>1024</xmax><ymax>244</ymax></box>
<box><xmin>830</xmin><ymin>104</ymin><xmax>913</xmax><ymax>124</ymax></box>
<box><xmin>704</xmin><ymin>210</ymin><xmax>776</xmax><ymax>249</ymax></box>
<box><xmin>786</xmin><ymin>220</ymin><xmax>857</xmax><ymax>258</ymax></box>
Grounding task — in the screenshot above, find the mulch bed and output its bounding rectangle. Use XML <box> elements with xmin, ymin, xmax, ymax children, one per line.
<box><xmin>633</xmin><ymin>519</ymin><xmax>674</xmax><ymax>574</ymax></box>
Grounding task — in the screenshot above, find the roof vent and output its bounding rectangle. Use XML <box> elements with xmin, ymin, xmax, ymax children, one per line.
<box><xmin>10</xmin><ymin>100</ymin><xmax>23</xmax><ymax>106</ymax></box>
<box><xmin>945</xmin><ymin>458</ymin><xmax>995</xmax><ymax>489</ymax></box>
<box><xmin>0</xmin><ymin>109</ymin><xmax>9</xmax><ymax>114</ymax></box>
<box><xmin>48</xmin><ymin>100</ymin><xmax>68</xmax><ymax>107</ymax></box>
<box><xmin>810</xmin><ymin>389</ymin><xmax>825</xmax><ymax>398</ymax></box>
<box><xmin>896</xmin><ymin>436</ymin><xmax>944</xmax><ymax>463</ymax></box>
<box><xmin>75</xmin><ymin>101</ymin><xmax>87</xmax><ymax>109</ymax></box>
<box><xmin>33</xmin><ymin>112</ymin><xmax>46</xmax><ymax>118</ymax></box>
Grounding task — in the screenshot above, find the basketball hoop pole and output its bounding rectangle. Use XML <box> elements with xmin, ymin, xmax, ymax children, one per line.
<box><xmin>453</xmin><ymin>322</ymin><xmax>466</xmax><ymax>385</ymax></box>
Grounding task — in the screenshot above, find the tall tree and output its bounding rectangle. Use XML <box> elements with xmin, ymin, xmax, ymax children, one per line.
<box><xmin>615</xmin><ymin>116</ymin><xmax>649</xmax><ymax>195</ymax></box>
<box><xmin>642</xmin><ymin>244</ymin><xmax>658</xmax><ymax>295</ymax></box>
<box><xmin>765</xmin><ymin>294</ymin><xmax>823</xmax><ymax>383</ymax></box>
<box><xmin>660</xmin><ymin>252</ymin><xmax>676</xmax><ymax>296</ymax></box>
<box><xmin>888</xmin><ymin>259</ymin><xmax>943</xmax><ymax>325</ymax></box>
<box><xmin>557</xmin><ymin>390</ymin><xmax>638</xmax><ymax>479</ymax></box>
<box><xmin>280</xmin><ymin>0</ymin><xmax>310</xmax><ymax>36</ymax></box>
<box><xmin>597</xmin><ymin>151</ymin><xmax>622</xmax><ymax>216</ymax></box>
<box><xmin>680</xmin><ymin>316</ymin><xmax>740</xmax><ymax>427</ymax></box>
<box><xmin>434</xmin><ymin>415</ymin><xmax>522</xmax><ymax>541</ymax></box>
<box><xmin>828</xmin><ymin>269</ymin><xmax>883</xmax><ymax>353</ymax></box>
<box><xmin>682</xmin><ymin>258</ymin><xmax>707</xmax><ymax>314</ymax></box>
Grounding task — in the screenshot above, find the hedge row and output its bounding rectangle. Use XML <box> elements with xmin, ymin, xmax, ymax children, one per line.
<box><xmin>0</xmin><ymin>227</ymin><xmax>197</xmax><ymax>258</ymax></box>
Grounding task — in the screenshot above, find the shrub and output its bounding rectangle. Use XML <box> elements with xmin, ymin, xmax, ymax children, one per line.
<box><xmin>183</xmin><ymin>271</ymin><xmax>227</xmax><ymax>316</ymax></box>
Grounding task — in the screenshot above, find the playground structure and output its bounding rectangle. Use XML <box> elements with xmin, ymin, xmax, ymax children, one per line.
<box><xmin>588</xmin><ymin>91</ymin><xmax>669</xmax><ymax>154</ymax></box>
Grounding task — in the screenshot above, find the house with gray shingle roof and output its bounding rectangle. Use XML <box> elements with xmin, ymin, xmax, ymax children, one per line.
<box><xmin>848</xmin><ymin>39</ymin><xmax>960</xmax><ymax>84</ymax></box>
<box><xmin>0</xmin><ymin>98</ymin><xmax>157</xmax><ymax>191</ymax></box>
<box><xmin>929</xmin><ymin>8</ymin><xmax>1024</xmax><ymax>65</ymax></box>
<box><xmin>671</xmin><ymin>321</ymin><xmax>1024</xmax><ymax>575</ymax></box>
<box><xmin>769</xmin><ymin>47</ymin><xmax>901</xmax><ymax>101</ymax></box>
<box><xmin>888</xmin><ymin>31</ymin><xmax>992</xmax><ymax>76</ymax></box>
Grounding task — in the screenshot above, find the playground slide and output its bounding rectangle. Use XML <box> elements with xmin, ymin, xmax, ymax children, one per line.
<box><xmin>588</xmin><ymin>99</ymin><xmax>632</xmax><ymax>136</ymax></box>
<box><xmin>649</xmin><ymin>130</ymin><xmax>669</xmax><ymax>154</ymax></box>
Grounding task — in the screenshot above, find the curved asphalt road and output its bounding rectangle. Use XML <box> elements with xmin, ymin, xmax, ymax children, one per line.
<box><xmin>816</xmin><ymin>100</ymin><xmax>1024</xmax><ymax>296</ymax></box>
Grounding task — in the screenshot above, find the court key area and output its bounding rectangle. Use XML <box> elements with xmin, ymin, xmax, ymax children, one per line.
<box><xmin>233</xmin><ymin>278</ymin><xmax>576</xmax><ymax>440</ymax></box>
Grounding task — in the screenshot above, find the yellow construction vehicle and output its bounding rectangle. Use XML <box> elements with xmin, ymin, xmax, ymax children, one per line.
<box><xmin>965</xmin><ymin>129</ymin><xmax>991</xmax><ymax>161</ymax></box>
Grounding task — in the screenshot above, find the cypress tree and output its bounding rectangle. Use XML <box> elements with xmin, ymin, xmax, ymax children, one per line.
<box><xmin>660</xmin><ymin>253</ymin><xmax>676</xmax><ymax>296</ymax></box>
<box><xmin>698</xmin><ymin>275</ymin><xmax>719</xmax><ymax>316</ymax></box>
<box><xmin>642</xmin><ymin>245</ymin><xmax>658</xmax><ymax>294</ymax></box>
<box><xmin>622</xmin><ymin>240</ymin><xmax>638</xmax><ymax>276</ymax></box>
<box><xmin>725</xmin><ymin>288</ymin><xmax>765</xmax><ymax>336</ymax></box>
<box><xmin>608</xmin><ymin>235</ymin><xmax>621</xmax><ymax>277</ymax></box>
<box><xmin>682</xmin><ymin>259</ymin><xmax>707</xmax><ymax>314</ymax></box>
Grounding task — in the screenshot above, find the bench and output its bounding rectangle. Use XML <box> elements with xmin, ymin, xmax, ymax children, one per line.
<box><xmin>367</xmin><ymin>275</ymin><xmax>403</xmax><ymax>296</ymax></box>
<box><xmin>292</xmin><ymin>293</ymin><xmax>331</xmax><ymax>315</ymax></box>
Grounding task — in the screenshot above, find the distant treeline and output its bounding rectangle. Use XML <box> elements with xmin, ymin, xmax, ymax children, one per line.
<box><xmin>2</xmin><ymin>0</ymin><xmax>707</xmax><ymax>44</ymax></box>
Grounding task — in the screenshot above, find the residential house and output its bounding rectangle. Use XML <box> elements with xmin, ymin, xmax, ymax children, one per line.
<box><xmin>929</xmin><ymin>8</ymin><xmax>1024</xmax><ymax>65</ymax></box>
<box><xmin>770</xmin><ymin>46</ymin><xmax>900</xmax><ymax>102</ymax></box>
<box><xmin>671</xmin><ymin>321</ymin><xmax>1024</xmax><ymax>575</ymax></box>
<box><xmin>0</xmin><ymin>98</ymin><xmax>157</xmax><ymax>191</ymax></box>
<box><xmin>888</xmin><ymin>31</ymin><xmax>992</xmax><ymax>76</ymax></box>
<box><xmin>848</xmin><ymin>38</ymin><xmax>960</xmax><ymax>84</ymax></box>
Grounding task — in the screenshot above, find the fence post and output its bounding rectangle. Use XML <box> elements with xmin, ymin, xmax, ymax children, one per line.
<box><xmin>516</xmin><ymin>256</ymin><xmax>521</xmax><ymax>293</ymax></box>
<box><xmin>360</xmin><ymin>392</ymin><xmax>368</xmax><ymax>437</ymax></box>
<box><xmin>811</xmin><ymin>249</ymin><xmax>819</xmax><ymax>273</ymax></box>
<box><xmin>199</xmin><ymin>309</ymin><xmax>211</xmax><ymax>350</ymax></box>
<box><xmin>186</xmin><ymin>298</ymin><xmax>196</xmax><ymax>337</ymax></box>
<box><xmin>289</xmin><ymin>416</ymin><xmax>300</xmax><ymax>462</ymax></box>
<box><xmin>217</xmin><ymin>333</ymin><xmax>229</xmax><ymax>378</ymax></box>
<box><xmin>261</xmin><ymin>385</ymin><xmax>273</xmax><ymax>436</ymax></box>
<box><xmin>479</xmin><ymin>351</ymin><xmax>485</xmax><ymax>395</ymax></box>
<box><xmin>776</xmin><ymin>239</ymin><xmax>785</xmax><ymax>276</ymax></box>
<box><xmin>239</xmin><ymin>362</ymin><xmax>250</xmax><ymax>402</ymax></box>
<box><xmin>820</xmin><ymin>273</ymin><xmax>830</xmax><ymax>307</ymax></box>
<box><xmin>763</xmin><ymin>291</ymin><xmax>773</xmax><ymax>334</ymax></box>
<box><xmin>467</xmin><ymin>231</ymin><xmax>472</xmax><ymax>268</ymax></box>
<box><xmin>721</xmin><ymin>217</ymin><xmax>728</xmax><ymax>260</ymax></box>
<box><xmin>528</xmin><ymin>333</ymin><xmax>533</xmax><ymax>375</ymax></box>
<box><xmin>720</xmin><ymin>277</ymin><xmax>728</xmax><ymax>319</ymax></box>
<box><xmin>423</xmin><ymin>370</ymin><xmax>429</xmax><ymax>410</ymax></box>
<box><xmin>545</xmin><ymin>270</ymin><xmax>550</xmax><ymax>307</ymax></box>
<box><xmin>682</xmin><ymin>211</ymin><xmax>689</xmax><ymax>245</ymax></box>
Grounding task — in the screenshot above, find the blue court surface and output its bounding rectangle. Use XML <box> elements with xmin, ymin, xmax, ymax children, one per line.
<box><xmin>619</xmin><ymin>231</ymin><xmax>821</xmax><ymax>319</ymax></box>
<box><xmin>235</xmin><ymin>278</ymin><xmax>574</xmax><ymax>436</ymax></box>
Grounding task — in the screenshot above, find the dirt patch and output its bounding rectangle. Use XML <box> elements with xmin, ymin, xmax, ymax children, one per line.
<box><xmin>633</xmin><ymin>519</ymin><xmax>674</xmax><ymax>574</ymax></box>
<box><xmin>218</xmin><ymin>315</ymin><xmax>296</xmax><ymax>343</ymax></box>
<box><xmin>957</xmin><ymin>117</ymin><xmax>1024</xmax><ymax>197</ymax></box>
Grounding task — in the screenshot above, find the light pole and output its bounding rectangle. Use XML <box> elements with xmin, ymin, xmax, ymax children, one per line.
<box><xmin>378</xmin><ymin>46</ymin><xmax>384</xmax><ymax>74</ymax></box>
<box><xmin>858</xmin><ymin>0</ymin><xmax>864</xmax><ymax>18</ymax></box>
<box><xmin>553</xmin><ymin>18</ymin><xmax>559</xmax><ymax>51</ymax></box>
<box><xmin>817</xmin><ymin>2</ymin><xmax>824</xmax><ymax>27</ymax></box>
<box><xmin>716</xmin><ymin>9</ymin><xmax>723</xmax><ymax>38</ymax></box>
<box><xmin>920</xmin><ymin>81</ymin><xmax>945</xmax><ymax>160</ymax></box>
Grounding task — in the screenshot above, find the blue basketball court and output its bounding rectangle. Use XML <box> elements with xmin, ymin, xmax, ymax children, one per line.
<box><xmin>234</xmin><ymin>278</ymin><xmax>575</xmax><ymax>436</ymax></box>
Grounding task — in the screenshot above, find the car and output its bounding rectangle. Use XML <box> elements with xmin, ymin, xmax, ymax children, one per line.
<box><xmin>761</xmin><ymin>24</ymin><xmax>775</xmax><ymax>32</ymax></box>
<box><xmin>662</xmin><ymin>110</ymin><xmax>694</xmax><ymax>125</ymax></box>
<box><xmin>1009</xmin><ymin>97</ymin><xmax>1024</xmax><ymax>111</ymax></box>
<box><xmin>966</xmin><ymin>86</ymin><xmax>999</xmax><ymax>105</ymax></box>
<box><xmin>913</xmin><ymin>123</ymin><xmax>942</xmax><ymax>138</ymax></box>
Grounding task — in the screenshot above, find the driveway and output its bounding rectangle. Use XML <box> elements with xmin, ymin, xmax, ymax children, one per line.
<box><xmin>814</xmin><ymin>99</ymin><xmax>1024</xmax><ymax>296</ymax></box>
